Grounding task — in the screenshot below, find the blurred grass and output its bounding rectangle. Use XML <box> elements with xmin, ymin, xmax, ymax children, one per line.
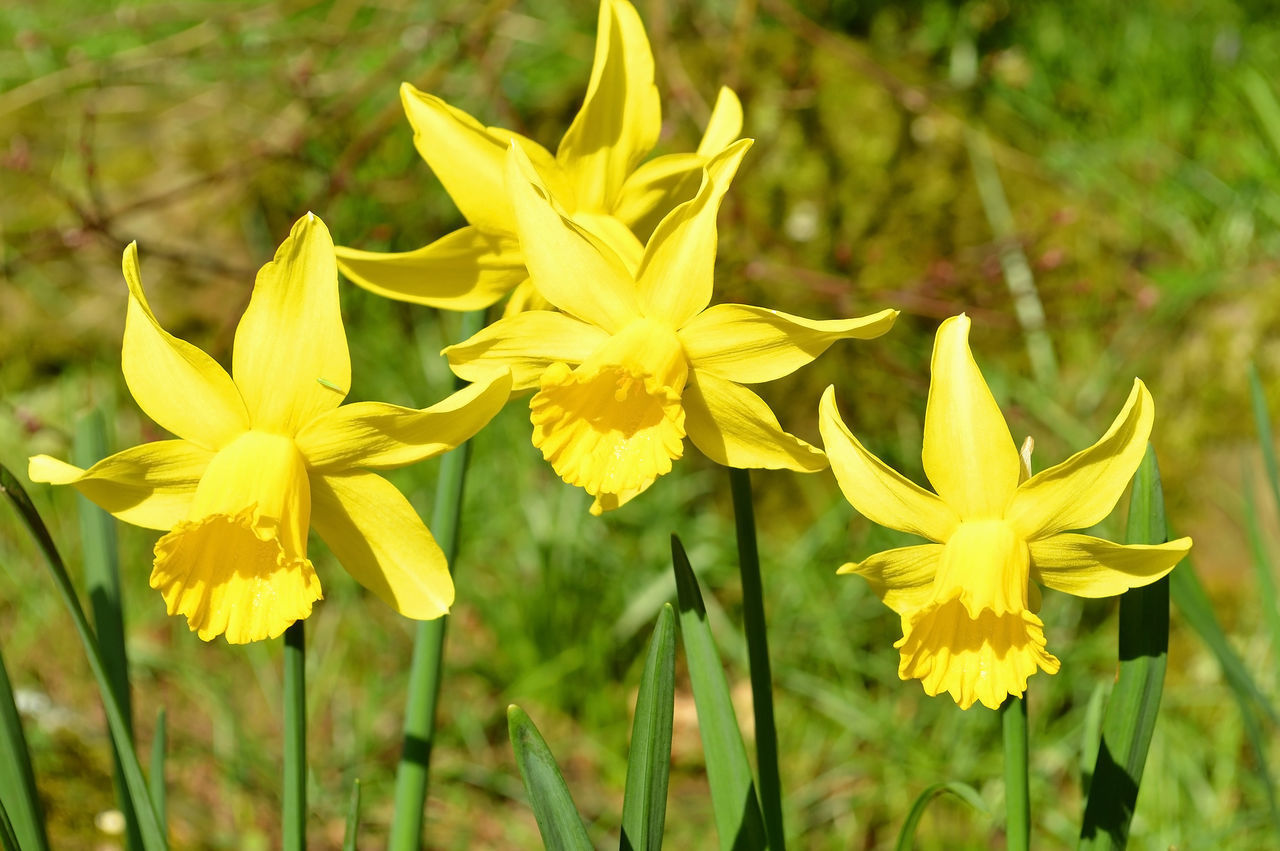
<box><xmin>2</xmin><ymin>0</ymin><xmax>1280</xmax><ymax>847</ymax></box>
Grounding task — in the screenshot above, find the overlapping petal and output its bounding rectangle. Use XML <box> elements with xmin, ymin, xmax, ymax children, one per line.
<box><xmin>837</xmin><ymin>544</ymin><xmax>943</xmax><ymax>616</ymax></box>
<box><xmin>818</xmin><ymin>386</ymin><xmax>959</xmax><ymax>542</ymax></box>
<box><xmin>232</xmin><ymin>214</ymin><xmax>350</xmax><ymax>435</ymax></box>
<box><xmin>1030</xmin><ymin>533</ymin><xmax>1189</xmax><ymax>597</ymax></box>
<box><xmin>28</xmin><ymin>440</ymin><xmax>212</xmax><ymax>530</ymax></box>
<box><xmin>697</xmin><ymin>87</ymin><xmax>745</xmax><ymax>157</ymax></box>
<box><xmin>311</xmin><ymin>470</ymin><xmax>454</xmax><ymax>620</ymax></box>
<box><xmin>681</xmin><ymin>304</ymin><xmax>898</xmax><ymax>383</ymax></box>
<box><xmin>684</xmin><ymin>370</ymin><xmax>826</xmax><ymax>472</ymax></box>
<box><xmin>334</xmin><ymin>226</ymin><xmax>527</xmax><ymax>310</ymax></box>
<box><xmin>556</xmin><ymin>0</ymin><xmax>660</xmax><ymax>211</ymax></box>
<box><xmin>635</xmin><ymin>139</ymin><xmax>752</xmax><ymax>327</ymax></box>
<box><xmin>121</xmin><ymin>243</ymin><xmax>249</xmax><ymax>449</ymax></box>
<box><xmin>446</xmin><ymin>310</ymin><xmax>610</xmax><ymax>391</ymax></box>
<box><xmin>297</xmin><ymin>371</ymin><xmax>512</xmax><ymax>471</ymax></box>
<box><xmin>921</xmin><ymin>314</ymin><xmax>1019</xmax><ymax>519</ymax></box>
<box><xmin>506</xmin><ymin>144</ymin><xmax>640</xmax><ymax>331</ymax></box>
<box><xmin>1009</xmin><ymin>380</ymin><xmax>1154</xmax><ymax>539</ymax></box>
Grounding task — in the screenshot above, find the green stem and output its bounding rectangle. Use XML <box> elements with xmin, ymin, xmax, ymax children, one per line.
<box><xmin>389</xmin><ymin>310</ymin><xmax>486</xmax><ymax>850</ymax></box>
<box><xmin>283</xmin><ymin>620</ymin><xmax>306</xmax><ymax>851</ymax></box>
<box><xmin>1001</xmin><ymin>695</ymin><xmax>1030</xmax><ymax>851</ymax></box>
<box><xmin>728</xmin><ymin>467</ymin><xmax>784</xmax><ymax>850</ymax></box>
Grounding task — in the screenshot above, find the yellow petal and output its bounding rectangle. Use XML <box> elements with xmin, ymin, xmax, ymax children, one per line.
<box><xmin>680</xmin><ymin>304</ymin><xmax>898</xmax><ymax>383</ymax></box>
<box><xmin>838</xmin><ymin>544</ymin><xmax>943</xmax><ymax>616</ymax></box>
<box><xmin>922</xmin><ymin>314</ymin><xmax>1019</xmax><ymax>519</ymax></box>
<box><xmin>1029</xmin><ymin>533</ymin><xmax>1190</xmax><ymax>597</ymax></box>
<box><xmin>502</xmin><ymin>279</ymin><xmax>552</xmax><ymax>317</ymax></box>
<box><xmin>335</xmin><ymin>226</ymin><xmax>527</xmax><ymax>310</ymax></box>
<box><xmin>818</xmin><ymin>386</ymin><xmax>958</xmax><ymax>541</ymax></box>
<box><xmin>296</xmin><ymin>370</ymin><xmax>512</xmax><ymax>472</ymax></box>
<box><xmin>896</xmin><ymin>605</ymin><xmax>1060</xmax><ymax>710</ymax></box>
<box><xmin>400</xmin><ymin>83</ymin><xmax>566</xmax><ymax>231</ymax></box>
<box><xmin>635</xmin><ymin>139</ymin><xmax>752</xmax><ymax>327</ymax></box>
<box><xmin>310</xmin><ymin>471</ymin><xmax>453</xmax><ymax>620</ymax></box>
<box><xmin>612</xmin><ymin>152</ymin><xmax>705</xmax><ymax>240</ymax></box>
<box><xmin>150</xmin><ymin>430</ymin><xmax>319</xmax><ymax>644</ymax></box>
<box><xmin>232</xmin><ymin>213</ymin><xmax>349</xmax><ymax>436</ymax></box>
<box><xmin>1008</xmin><ymin>380</ymin><xmax>1154</xmax><ymax>539</ymax></box>
<box><xmin>29</xmin><ymin>440</ymin><xmax>212</xmax><ymax>530</ymax></box>
<box><xmin>445</xmin><ymin>310</ymin><xmax>611</xmax><ymax>392</ymax></box>
<box><xmin>684</xmin><ymin>370</ymin><xmax>826</xmax><ymax>472</ymax></box>
<box><xmin>121</xmin><ymin>243</ymin><xmax>250</xmax><ymax>449</ymax></box>
<box><xmin>696</xmin><ymin>87</ymin><xmax>744</xmax><ymax>157</ymax></box>
<box><xmin>505</xmin><ymin>144</ymin><xmax>640</xmax><ymax>331</ymax></box>
<box><xmin>530</xmin><ymin>318</ymin><xmax>687</xmax><ymax>510</ymax></box>
<box><xmin>556</xmin><ymin>0</ymin><xmax>660</xmax><ymax>212</ymax></box>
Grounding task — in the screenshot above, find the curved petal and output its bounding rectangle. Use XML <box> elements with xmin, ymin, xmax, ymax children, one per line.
<box><xmin>400</xmin><ymin>83</ymin><xmax>563</xmax><ymax>232</ymax></box>
<box><xmin>612</xmin><ymin>152</ymin><xmax>704</xmax><ymax>238</ymax></box>
<box><xmin>1008</xmin><ymin>380</ymin><xmax>1154</xmax><ymax>539</ymax></box>
<box><xmin>445</xmin><ymin>310</ymin><xmax>610</xmax><ymax>391</ymax></box>
<box><xmin>683</xmin><ymin>369</ymin><xmax>826</xmax><ymax>472</ymax></box>
<box><xmin>297</xmin><ymin>370</ymin><xmax>512</xmax><ymax>471</ymax></box>
<box><xmin>837</xmin><ymin>543</ymin><xmax>943</xmax><ymax>616</ymax></box>
<box><xmin>680</xmin><ymin>304</ymin><xmax>898</xmax><ymax>383</ymax></box>
<box><xmin>335</xmin><ymin>226</ymin><xmax>527</xmax><ymax>310</ymax></box>
<box><xmin>121</xmin><ymin>243</ymin><xmax>250</xmax><ymax>449</ymax></box>
<box><xmin>635</xmin><ymin>139</ymin><xmax>752</xmax><ymax>327</ymax></box>
<box><xmin>556</xmin><ymin>0</ymin><xmax>660</xmax><ymax>211</ymax></box>
<box><xmin>818</xmin><ymin>386</ymin><xmax>959</xmax><ymax>542</ymax></box>
<box><xmin>310</xmin><ymin>471</ymin><xmax>453</xmax><ymax>620</ymax></box>
<box><xmin>1030</xmin><ymin>533</ymin><xmax>1190</xmax><ymax>598</ymax></box>
<box><xmin>696</xmin><ymin>87</ymin><xmax>744</xmax><ymax>157</ymax></box>
<box><xmin>921</xmin><ymin>314</ymin><xmax>1019</xmax><ymax>520</ymax></box>
<box><xmin>29</xmin><ymin>440</ymin><xmax>212</xmax><ymax>530</ymax></box>
<box><xmin>233</xmin><ymin>213</ymin><xmax>350</xmax><ymax>436</ymax></box>
<box><xmin>506</xmin><ymin>144</ymin><xmax>640</xmax><ymax>331</ymax></box>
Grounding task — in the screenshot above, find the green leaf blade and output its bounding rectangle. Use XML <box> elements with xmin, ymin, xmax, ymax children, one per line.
<box><xmin>620</xmin><ymin>604</ymin><xmax>676</xmax><ymax>851</ymax></box>
<box><xmin>0</xmin><ymin>643</ymin><xmax>49</xmax><ymax>851</ymax></box>
<box><xmin>507</xmin><ymin>705</ymin><xmax>593</xmax><ymax>851</ymax></box>
<box><xmin>670</xmin><ymin>535</ymin><xmax>767</xmax><ymax>851</ymax></box>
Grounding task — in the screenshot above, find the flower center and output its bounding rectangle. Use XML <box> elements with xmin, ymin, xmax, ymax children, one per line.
<box><xmin>530</xmin><ymin>319</ymin><xmax>689</xmax><ymax>514</ymax></box>
<box><xmin>150</xmin><ymin>430</ymin><xmax>321</xmax><ymax>644</ymax></box>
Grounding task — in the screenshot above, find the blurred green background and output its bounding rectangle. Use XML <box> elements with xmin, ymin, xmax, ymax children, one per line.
<box><xmin>2</xmin><ymin>0</ymin><xmax>1279</xmax><ymax>847</ymax></box>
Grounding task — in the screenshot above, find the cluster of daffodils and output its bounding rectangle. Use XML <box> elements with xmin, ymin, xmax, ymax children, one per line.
<box><xmin>30</xmin><ymin>0</ymin><xmax>1189</xmax><ymax>708</ymax></box>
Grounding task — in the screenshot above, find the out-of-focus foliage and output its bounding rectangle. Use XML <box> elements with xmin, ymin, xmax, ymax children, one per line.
<box><xmin>3</xmin><ymin>0</ymin><xmax>1279</xmax><ymax>847</ymax></box>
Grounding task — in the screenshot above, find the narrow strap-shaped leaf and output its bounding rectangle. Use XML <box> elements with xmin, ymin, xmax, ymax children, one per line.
<box><xmin>283</xmin><ymin>620</ymin><xmax>306</xmax><ymax>851</ymax></box>
<box><xmin>0</xmin><ymin>641</ymin><xmax>48</xmax><ymax>851</ymax></box>
<box><xmin>1250</xmin><ymin>364</ymin><xmax>1280</xmax><ymax>516</ymax></box>
<box><xmin>75</xmin><ymin>409</ymin><xmax>142</xmax><ymax>851</ymax></box>
<box><xmin>343</xmin><ymin>778</ymin><xmax>361</xmax><ymax>851</ymax></box>
<box><xmin>507</xmin><ymin>705</ymin><xmax>593</xmax><ymax>850</ymax></box>
<box><xmin>0</xmin><ymin>797</ymin><xmax>20</xmax><ymax>851</ymax></box>
<box><xmin>670</xmin><ymin>535</ymin><xmax>768</xmax><ymax>851</ymax></box>
<box><xmin>1078</xmin><ymin>446</ymin><xmax>1169</xmax><ymax>850</ymax></box>
<box><xmin>0</xmin><ymin>464</ymin><xmax>168</xmax><ymax>850</ymax></box>
<box><xmin>620</xmin><ymin>604</ymin><xmax>676</xmax><ymax>851</ymax></box>
<box><xmin>149</xmin><ymin>708</ymin><xmax>167</xmax><ymax>839</ymax></box>
<box><xmin>894</xmin><ymin>782</ymin><xmax>987</xmax><ymax>851</ymax></box>
<box><xmin>1243</xmin><ymin>463</ymin><xmax>1280</xmax><ymax>673</ymax></box>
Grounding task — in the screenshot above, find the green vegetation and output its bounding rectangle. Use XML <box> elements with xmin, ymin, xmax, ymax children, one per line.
<box><xmin>2</xmin><ymin>0</ymin><xmax>1279</xmax><ymax>847</ymax></box>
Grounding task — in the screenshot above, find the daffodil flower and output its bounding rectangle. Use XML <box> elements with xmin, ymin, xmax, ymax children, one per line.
<box><xmin>29</xmin><ymin>215</ymin><xmax>511</xmax><ymax>644</ymax></box>
<box><xmin>818</xmin><ymin>314</ymin><xmax>1192</xmax><ymax>710</ymax></box>
<box><xmin>446</xmin><ymin>141</ymin><xmax>897</xmax><ymax>515</ymax></box>
<box><xmin>334</xmin><ymin>0</ymin><xmax>742</xmax><ymax>313</ymax></box>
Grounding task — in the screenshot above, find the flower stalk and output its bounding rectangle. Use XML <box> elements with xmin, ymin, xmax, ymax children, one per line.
<box><xmin>1001</xmin><ymin>695</ymin><xmax>1029</xmax><ymax>851</ymax></box>
<box><xmin>283</xmin><ymin>620</ymin><xmax>306</xmax><ymax>851</ymax></box>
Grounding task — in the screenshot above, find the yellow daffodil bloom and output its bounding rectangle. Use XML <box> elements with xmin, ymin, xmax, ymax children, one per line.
<box><xmin>334</xmin><ymin>0</ymin><xmax>742</xmax><ymax>313</ymax></box>
<box><xmin>818</xmin><ymin>314</ymin><xmax>1192</xmax><ymax>710</ymax></box>
<box><xmin>29</xmin><ymin>214</ymin><xmax>511</xmax><ymax>644</ymax></box>
<box><xmin>446</xmin><ymin>141</ymin><xmax>897</xmax><ymax>515</ymax></box>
